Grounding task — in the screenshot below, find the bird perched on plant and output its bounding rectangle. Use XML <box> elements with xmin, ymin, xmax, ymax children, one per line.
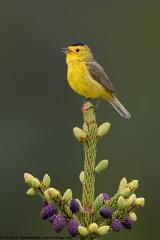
<box><xmin>62</xmin><ymin>42</ymin><xmax>131</xmax><ymax>119</ymax></box>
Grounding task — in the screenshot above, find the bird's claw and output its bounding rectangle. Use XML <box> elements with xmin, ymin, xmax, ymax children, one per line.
<box><xmin>81</xmin><ymin>98</ymin><xmax>91</xmax><ymax>112</ymax></box>
<box><xmin>81</xmin><ymin>98</ymin><xmax>100</xmax><ymax>113</ymax></box>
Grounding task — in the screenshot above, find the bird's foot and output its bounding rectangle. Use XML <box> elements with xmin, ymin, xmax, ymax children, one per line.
<box><xmin>88</xmin><ymin>98</ymin><xmax>100</xmax><ymax>113</ymax></box>
<box><xmin>81</xmin><ymin>98</ymin><xmax>100</xmax><ymax>113</ymax></box>
<box><xmin>81</xmin><ymin>98</ymin><xmax>91</xmax><ymax>111</ymax></box>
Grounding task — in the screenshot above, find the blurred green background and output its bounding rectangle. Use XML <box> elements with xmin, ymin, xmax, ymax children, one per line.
<box><xmin>0</xmin><ymin>0</ymin><xmax>159</xmax><ymax>239</ymax></box>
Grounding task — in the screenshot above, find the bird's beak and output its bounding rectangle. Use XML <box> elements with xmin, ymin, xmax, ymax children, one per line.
<box><xmin>61</xmin><ymin>47</ymin><xmax>71</xmax><ymax>54</ymax></box>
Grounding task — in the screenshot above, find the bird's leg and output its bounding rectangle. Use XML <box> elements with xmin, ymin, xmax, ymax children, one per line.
<box><xmin>88</xmin><ymin>98</ymin><xmax>101</xmax><ymax>112</ymax></box>
<box><xmin>81</xmin><ymin>97</ymin><xmax>91</xmax><ymax>111</ymax></box>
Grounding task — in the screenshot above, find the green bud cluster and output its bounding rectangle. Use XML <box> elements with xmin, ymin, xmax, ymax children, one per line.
<box><xmin>77</xmin><ymin>224</ymin><xmax>110</xmax><ymax>238</ymax></box>
<box><xmin>24</xmin><ymin>102</ymin><xmax>145</xmax><ymax>239</ymax></box>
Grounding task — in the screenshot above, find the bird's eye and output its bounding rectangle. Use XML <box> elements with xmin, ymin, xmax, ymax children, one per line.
<box><xmin>76</xmin><ymin>48</ymin><xmax>80</xmax><ymax>52</ymax></box>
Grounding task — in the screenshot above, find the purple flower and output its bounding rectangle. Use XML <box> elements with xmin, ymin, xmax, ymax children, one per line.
<box><xmin>100</xmin><ymin>208</ymin><xmax>113</xmax><ymax>218</ymax></box>
<box><xmin>49</xmin><ymin>214</ymin><xmax>57</xmax><ymax>223</ymax></box>
<box><xmin>68</xmin><ymin>219</ymin><xmax>78</xmax><ymax>237</ymax></box>
<box><xmin>111</xmin><ymin>219</ymin><xmax>122</xmax><ymax>233</ymax></box>
<box><xmin>70</xmin><ymin>199</ymin><xmax>80</xmax><ymax>214</ymax></box>
<box><xmin>40</xmin><ymin>206</ymin><xmax>48</xmax><ymax>220</ymax></box>
<box><xmin>102</xmin><ymin>193</ymin><xmax>110</xmax><ymax>202</ymax></box>
<box><xmin>53</xmin><ymin>214</ymin><xmax>65</xmax><ymax>233</ymax></box>
<box><xmin>47</xmin><ymin>203</ymin><xmax>58</xmax><ymax>217</ymax></box>
<box><xmin>43</xmin><ymin>200</ymin><xmax>48</xmax><ymax>207</ymax></box>
<box><xmin>122</xmin><ymin>216</ymin><xmax>133</xmax><ymax>230</ymax></box>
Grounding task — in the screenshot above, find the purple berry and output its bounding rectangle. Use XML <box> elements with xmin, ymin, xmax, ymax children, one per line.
<box><xmin>70</xmin><ymin>199</ymin><xmax>80</xmax><ymax>214</ymax></box>
<box><xmin>111</xmin><ymin>219</ymin><xmax>122</xmax><ymax>233</ymax></box>
<box><xmin>100</xmin><ymin>208</ymin><xmax>113</xmax><ymax>218</ymax></box>
<box><xmin>43</xmin><ymin>200</ymin><xmax>48</xmax><ymax>207</ymax></box>
<box><xmin>47</xmin><ymin>203</ymin><xmax>58</xmax><ymax>217</ymax></box>
<box><xmin>68</xmin><ymin>219</ymin><xmax>78</xmax><ymax>237</ymax></box>
<box><xmin>40</xmin><ymin>206</ymin><xmax>48</xmax><ymax>220</ymax></box>
<box><xmin>122</xmin><ymin>216</ymin><xmax>133</xmax><ymax>230</ymax></box>
<box><xmin>102</xmin><ymin>193</ymin><xmax>110</xmax><ymax>202</ymax></box>
<box><xmin>49</xmin><ymin>214</ymin><xmax>57</xmax><ymax>223</ymax></box>
<box><xmin>53</xmin><ymin>214</ymin><xmax>65</xmax><ymax>233</ymax></box>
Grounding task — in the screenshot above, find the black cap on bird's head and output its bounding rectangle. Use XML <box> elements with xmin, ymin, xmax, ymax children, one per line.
<box><xmin>69</xmin><ymin>42</ymin><xmax>85</xmax><ymax>47</ymax></box>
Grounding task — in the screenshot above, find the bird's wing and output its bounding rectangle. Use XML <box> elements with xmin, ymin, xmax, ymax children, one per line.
<box><xmin>86</xmin><ymin>61</ymin><xmax>116</xmax><ymax>94</ymax></box>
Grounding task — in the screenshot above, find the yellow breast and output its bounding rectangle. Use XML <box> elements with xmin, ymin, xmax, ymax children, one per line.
<box><xmin>67</xmin><ymin>61</ymin><xmax>108</xmax><ymax>99</ymax></box>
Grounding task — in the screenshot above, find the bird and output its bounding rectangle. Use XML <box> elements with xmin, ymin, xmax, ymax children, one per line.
<box><xmin>62</xmin><ymin>42</ymin><xmax>131</xmax><ymax>119</ymax></box>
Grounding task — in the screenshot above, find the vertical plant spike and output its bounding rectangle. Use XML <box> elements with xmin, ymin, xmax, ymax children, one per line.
<box><xmin>24</xmin><ymin>102</ymin><xmax>145</xmax><ymax>239</ymax></box>
<box><xmin>81</xmin><ymin>103</ymin><xmax>98</xmax><ymax>225</ymax></box>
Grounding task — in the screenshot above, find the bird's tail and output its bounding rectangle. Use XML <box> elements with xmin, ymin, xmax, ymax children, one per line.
<box><xmin>110</xmin><ymin>96</ymin><xmax>131</xmax><ymax>119</ymax></box>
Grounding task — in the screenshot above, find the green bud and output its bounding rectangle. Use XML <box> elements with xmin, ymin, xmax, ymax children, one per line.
<box><xmin>26</xmin><ymin>188</ymin><xmax>37</xmax><ymax>195</ymax></box>
<box><xmin>73</xmin><ymin>127</ymin><xmax>87</xmax><ymax>141</ymax></box>
<box><xmin>89</xmin><ymin>223</ymin><xmax>98</xmax><ymax>233</ymax></box>
<box><xmin>78</xmin><ymin>226</ymin><xmax>89</xmax><ymax>237</ymax></box>
<box><xmin>120</xmin><ymin>188</ymin><xmax>130</xmax><ymax>198</ymax></box>
<box><xmin>79</xmin><ymin>171</ymin><xmax>84</xmax><ymax>184</ymax></box>
<box><xmin>44</xmin><ymin>189</ymin><xmax>51</xmax><ymax>201</ymax></box>
<box><xmin>97</xmin><ymin>226</ymin><xmax>110</xmax><ymax>236</ymax></box>
<box><xmin>126</xmin><ymin>194</ymin><xmax>136</xmax><ymax>208</ymax></box>
<box><xmin>48</xmin><ymin>188</ymin><xmax>59</xmax><ymax>198</ymax></box>
<box><xmin>126</xmin><ymin>194</ymin><xmax>136</xmax><ymax>206</ymax></box>
<box><xmin>97</xmin><ymin>123</ymin><xmax>110</xmax><ymax>138</ymax></box>
<box><xmin>92</xmin><ymin>194</ymin><xmax>103</xmax><ymax>214</ymax></box>
<box><xmin>24</xmin><ymin>173</ymin><xmax>34</xmax><ymax>184</ymax></box>
<box><xmin>119</xmin><ymin>177</ymin><xmax>127</xmax><ymax>190</ymax></box>
<box><xmin>31</xmin><ymin>178</ymin><xmax>40</xmax><ymax>188</ymax></box>
<box><xmin>117</xmin><ymin>196</ymin><xmax>126</xmax><ymax>209</ymax></box>
<box><xmin>128</xmin><ymin>180</ymin><xmax>139</xmax><ymax>190</ymax></box>
<box><xmin>134</xmin><ymin>197</ymin><xmax>145</xmax><ymax>207</ymax></box>
<box><xmin>129</xmin><ymin>211</ymin><xmax>137</xmax><ymax>221</ymax></box>
<box><xmin>43</xmin><ymin>174</ymin><xmax>51</xmax><ymax>188</ymax></box>
<box><xmin>95</xmin><ymin>160</ymin><xmax>108</xmax><ymax>173</ymax></box>
<box><xmin>63</xmin><ymin>189</ymin><xmax>72</xmax><ymax>202</ymax></box>
<box><xmin>129</xmin><ymin>194</ymin><xmax>136</xmax><ymax>202</ymax></box>
<box><xmin>75</xmin><ymin>199</ymin><xmax>84</xmax><ymax>213</ymax></box>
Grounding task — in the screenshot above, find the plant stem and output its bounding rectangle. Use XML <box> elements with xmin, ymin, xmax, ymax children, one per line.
<box><xmin>81</xmin><ymin>102</ymin><xmax>98</xmax><ymax>227</ymax></box>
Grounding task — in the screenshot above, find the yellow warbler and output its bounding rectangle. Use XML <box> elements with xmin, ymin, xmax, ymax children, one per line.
<box><xmin>62</xmin><ymin>42</ymin><xmax>131</xmax><ymax>119</ymax></box>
